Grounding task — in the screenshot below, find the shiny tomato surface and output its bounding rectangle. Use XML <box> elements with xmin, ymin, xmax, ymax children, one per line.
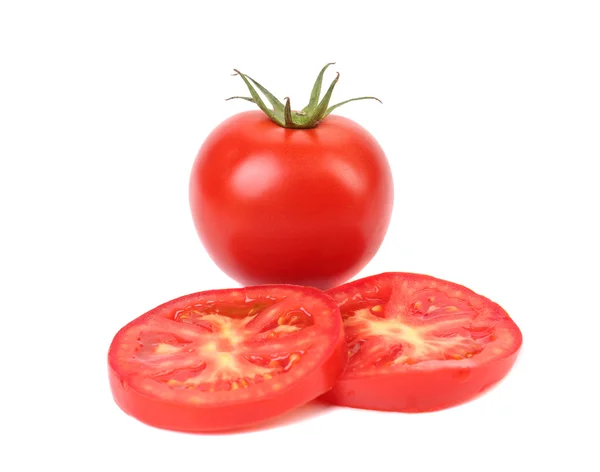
<box><xmin>189</xmin><ymin>110</ymin><xmax>393</xmax><ymax>290</ymax></box>
<box><xmin>108</xmin><ymin>285</ymin><xmax>346</xmax><ymax>432</ymax></box>
<box><xmin>322</xmin><ymin>272</ymin><xmax>522</xmax><ymax>412</ymax></box>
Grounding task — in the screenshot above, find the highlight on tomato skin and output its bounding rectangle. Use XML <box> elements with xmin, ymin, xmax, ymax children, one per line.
<box><xmin>107</xmin><ymin>285</ymin><xmax>347</xmax><ymax>433</ymax></box>
<box><xmin>321</xmin><ymin>272</ymin><xmax>523</xmax><ymax>413</ymax></box>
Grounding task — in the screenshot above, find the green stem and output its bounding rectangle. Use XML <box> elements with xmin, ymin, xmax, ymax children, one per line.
<box><xmin>228</xmin><ymin>64</ymin><xmax>381</xmax><ymax>129</ymax></box>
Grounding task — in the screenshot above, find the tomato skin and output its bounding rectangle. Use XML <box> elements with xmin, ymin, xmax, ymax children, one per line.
<box><xmin>322</xmin><ymin>272</ymin><xmax>523</xmax><ymax>412</ymax></box>
<box><xmin>109</xmin><ymin>347</ymin><xmax>346</xmax><ymax>432</ymax></box>
<box><xmin>109</xmin><ymin>348</ymin><xmax>347</xmax><ymax>432</ymax></box>
<box><xmin>108</xmin><ymin>285</ymin><xmax>347</xmax><ymax>432</ymax></box>
<box><xmin>321</xmin><ymin>345</ymin><xmax>520</xmax><ymax>412</ymax></box>
<box><xmin>189</xmin><ymin>110</ymin><xmax>393</xmax><ymax>290</ymax></box>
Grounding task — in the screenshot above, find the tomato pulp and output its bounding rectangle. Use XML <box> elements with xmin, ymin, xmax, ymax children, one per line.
<box><xmin>322</xmin><ymin>272</ymin><xmax>522</xmax><ymax>412</ymax></box>
<box><xmin>189</xmin><ymin>110</ymin><xmax>393</xmax><ymax>290</ymax></box>
<box><xmin>108</xmin><ymin>285</ymin><xmax>347</xmax><ymax>432</ymax></box>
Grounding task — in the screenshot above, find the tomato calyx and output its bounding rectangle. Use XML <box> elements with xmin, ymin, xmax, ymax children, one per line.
<box><xmin>226</xmin><ymin>63</ymin><xmax>382</xmax><ymax>129</ymax></box>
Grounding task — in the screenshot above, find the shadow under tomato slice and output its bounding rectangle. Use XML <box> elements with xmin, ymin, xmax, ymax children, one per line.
<box><xmin>108</xmin><ymin>285</ymin><xmax>346</xmax><ymax>432</ymax></box>
<box><xmin>322</xmin><ymin>272</ymin><xmax>522</xmax><ymax>412</ymax></box>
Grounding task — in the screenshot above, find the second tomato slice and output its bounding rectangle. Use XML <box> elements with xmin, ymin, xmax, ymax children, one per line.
<box><xmin>108</xmin><ymin>285</ymin><xmax>347</xmax><ymax>432</ymax></box>
<box><xmin>323</xmin><ymin>272</ymin><xmax>522</xmax><ymax>412</ymax></box>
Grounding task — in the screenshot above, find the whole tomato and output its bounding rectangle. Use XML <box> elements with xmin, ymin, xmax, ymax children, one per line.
<box><xmin>189</xmin><ymin>65</ymin><xmax>393</xmax><ymax>290</ymax></box>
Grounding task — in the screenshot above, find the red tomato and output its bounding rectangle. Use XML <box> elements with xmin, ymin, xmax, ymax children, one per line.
<box><xmin>189</xmin><ymin>110</ymin><xmax>393</xmax><ymax>290</ymax></box>
<box><xmin>108</xmin><ymin>285</ymin><xmax>347</xmax><ymax>432</ymax></box>
<box><xmin>322</xmin><ymin>272</ymin><xmax>522</xmax><ymax>412</ymax></box>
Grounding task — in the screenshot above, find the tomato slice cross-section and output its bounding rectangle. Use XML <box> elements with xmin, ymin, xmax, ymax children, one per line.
<box><xmin>108</xmin><ymin>285</ymin><xmax>346</xmax><ymax>432</ymax></box>
<box><xmin>322</xmin><ymin>272</ymin><xmax>523</xmax><ymax>412</ymax></box>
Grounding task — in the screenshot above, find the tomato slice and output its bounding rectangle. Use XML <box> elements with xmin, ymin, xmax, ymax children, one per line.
<box><xmin>322</xmin><ymin>272</ymin><xmax>522</xmax><ymax>412</ymax></box>
<box><xmin>108</xmin><ymin>285</ymin><xmax>346</xmax><ymax>432</ymax></box>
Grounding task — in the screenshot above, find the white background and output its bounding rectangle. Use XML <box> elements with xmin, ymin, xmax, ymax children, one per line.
<box><xmin>1</xmin><ymin>1</ymin><xmax>599</xmax><ymax>471</ymax></box>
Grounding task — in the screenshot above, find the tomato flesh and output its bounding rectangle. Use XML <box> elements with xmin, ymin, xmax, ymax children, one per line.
<box><xmin>322</xmin><ymin>272</ymin><xmax>522</xmax><ymax>412</ymax></box>
<box><xmin>108</xmin><ymin>285</ymin><xmax>346</xmax><ymax>432</ymax></box>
